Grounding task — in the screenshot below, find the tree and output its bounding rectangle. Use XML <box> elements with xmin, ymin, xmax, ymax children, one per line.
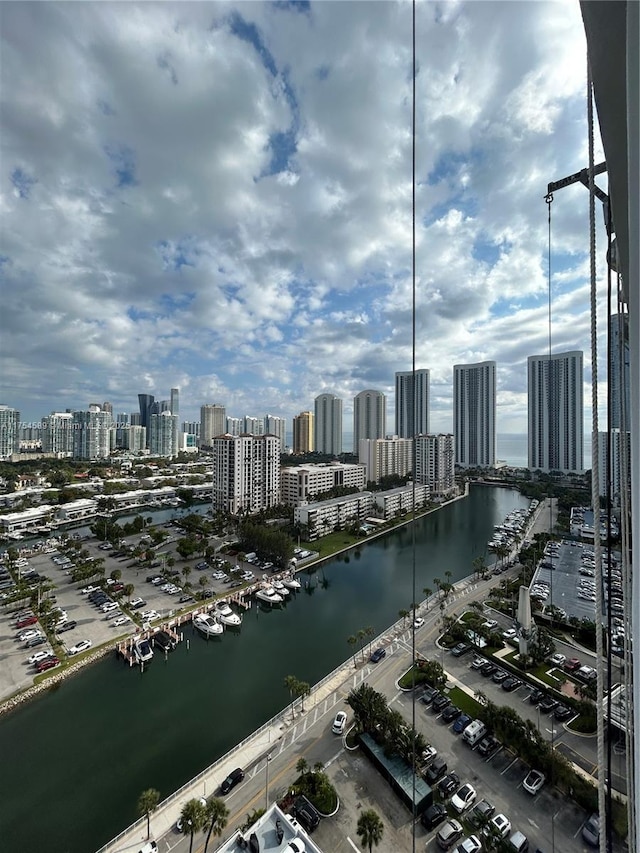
<box><xmin>203</xmin><ymin>796</ymin><xmax>229</xmax><ymax>853</ymax></box>
<box><xmin>178</xmin><ymin>798</ymin><xmax>207</xmax><ymax>853</ymax></box>
<box><xmin>198</xmin><ymin>574</ymin><xmax>209</xmax><ymax>598</ymax></box>
<box><xmin>137</xmin><ymin>787</ymin><xmax>160</xmax><ymax>840</ymax></box>
<box><xmin>357</xmin><ymin>808</ymin><xmax>384</xmax><ymax>852</ymax></box>
<box><xmin>347</xmin><ymin>635</ymin><xmax>358</xmax><ymax>668</ymax></box>
<box><xmin>284</xmin><ymin>675</ymin><xmax>299</xmax><ymax>720</ymax></box>
<box><xmin>123</xmin><ymin>583</ymin><xmax>134</xmax><ymax>601</ymax></box>
<box><xmin>398</xmin><ymin>608</ymin><xmax>409</xmax><ymax>626</ymax></box>
<box><xmin>422</xmin><ymin>587</ymin><xmax>432</xmax><ymax>610</ymax></box>
<box><xmin>294</xmin><ymin>679</ymin><xmax>310</xmax><ymax>711</ymax></box>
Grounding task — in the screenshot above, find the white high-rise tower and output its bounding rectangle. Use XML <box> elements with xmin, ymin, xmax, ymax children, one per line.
<box><xmin>527</xmin><ymin>351</ymin><xmax>583</xmax><ymax>473</ymax></box>
<box><xmin>395</xmin><ymin>369</ymin><xmax>430</xmax><ymax>438</ymax></box>
<box><xmin>453</xmin><ymin>361</ymin><xmax>496</xmax><ymax>468</ymax></box>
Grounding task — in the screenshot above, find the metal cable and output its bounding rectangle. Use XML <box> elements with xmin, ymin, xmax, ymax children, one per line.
<box><xmin>586</xmin><ymin>59</ymin><xmax>607</xmax><ymax>851</ymax></box>
<box><xmin>410</xmin><ymin>2</ymin><xmax>417</xmax><ymax>850</ymax></box>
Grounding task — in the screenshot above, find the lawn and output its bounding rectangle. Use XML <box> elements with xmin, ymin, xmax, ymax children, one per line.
<box><xmin>446</xmin><ymin>686</ymin><xmax>484</xmax><ymax>717</ymax></box>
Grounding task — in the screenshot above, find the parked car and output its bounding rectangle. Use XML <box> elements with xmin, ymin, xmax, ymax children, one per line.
<box><xmin>549</xmin><ymin>653</ymin><xmax>566</xmax><ymax>666</ymax></box>
<box><xmin>420</xmin><ymin>686</ymin><xmax>438</xmax><ymax>706</ymax></box>
<box><xmin>432</xmin><ymin>693</ymin><xmax>451</xmax><ymax>713</ymax></box>
<box><xmin>442</xmin><ymin>705</ymin><xmax>462</xmax><ymax>723</ymax></box>
<box><xmin>451</xmin><ymin>642</ymin><xmax>470</xmax><ymax>657</ymax></box>
<box><xmin>19</xmin><ymin>629</ymin><xmax>42</xmax><ymax>643</ymax></box>
<box><xmin>331</xmin><ymin>711</ymin><xmax>347</xmax><ymax>735</ymax></box>
<box><xmin>452</xmin><ymin>714</ymin><xmax>472</xmax><ymax>734</ymax></box>
<box><xmin>477</xmin><ymin>735</ymin><xmax>501</xmax><ymax>757</ymax></box>
<box><xmin>370</xmin><ymin>647</ymin><xmax>386</xmax><ymax>663</ymax></box>
<box><xmin>36</xmin><ymin>656</ymin><xmax>60</xmax><ymax>672</ymax></box>
<box><xmin>502</xmin><ymin>628</ymin><xmax>517</xmax><ymax>640</ymax></box>
<box><xmin>25</xmin><ymin>634</ymin><xmax>47</xmax><ymax>648</ymax></box>
<box><xmin>502</xmin><ymin>677</ymin><xmax>522</xmax><ymax>692</ymax></box>
<box><xmin>484</xmin><ymin>813</ymin><xmax>511</xmax><ymax>841</ymax></box>
<box><xmin>451</xmin><ymin>783</ymin><xmax>477</xmax><ymax>813</ymax></box>
<box><xmin>492</xmin><ymin>669</ymin><xmax>509</xmax><ymax>684</ymax></box>
<box><xmin>554</xmin><ymin>704</ymin><xmax>574</xmax><ymax>722</ymax></box>
<box><xmin>68</xmin><ymin>639</ymin><xmax>92</xmax><ymax>655</ymax></box>
<box><xmin>436</xmin><ymin>819</ymin><xmax>464</xmax><ymax>850</ymax></box>
<box><xmin>293</xmin><ymin>795</ymin><xmax>320</xmax><ymax>832</ymax></box>
<box><xmin>470</xmin><ymin>656</ymin><xmax>486</xmax><ymax>670</ymax></box>
<box><xmin>29</xmin><ymin>650</ymin><xmax>53</xmax><ymax>665</ymax></box>
<box><xmin>421</xmin><ymin>802</ymin><xmax>448</xmax><ymax>830</ymax></box>
<box><xmin>582</xmin><ymin>813</ymin><xmax>600</xmax><ymax>847</ymax></box>
<box><xmin>130</xmin><ymin>598</ymin><xmax>146</xmax><ymax>609</ymax></box>
<box><xmin>538</xmin><ymin>695</ymin><xmax>559</xmax><ymax>713</ymax></box>
<box><xmin>470</xmin><ymin>799</ymin><xmax>495</xmax><ymax>828</ymax></box>
<box><xmin>413</xmin><ymin>617</ymin><xmax>425</xmax><ymax>629</ymax></box>
<box><xmin>453</xmin><ymin>836</ymin><xmax>482</xmax><ymax>853</ymax></box>
<box><xmin>480</xmin><ymin>662</ymin><xmax>497</xmax><ymax>677</ymax></box>
<box><xmin>523</xmin><ymin>769</ymin><xmax>545</xmax><ymax>795</ymax></box>
<box><xmin>16</xmin><ymin>615</ymin><xmax>38</xmax><ymax>629</ymax></box>
<box><xmin>220</xmin><ymin>767</ymin><xmax>245</xmax><ymax>794</ymax></box>
<box><xmin>528</xmin><ymin>688</ymin><xmax>544</xmax><ymax>705</ymax></box>
<box><xmin>438</xmin><ymin>772</ymin><xmax>460</xmax><ymax>798</ymax></box>
<box><xmin>56</xmin><ymin>620</ymin><xmax>77</xmax><ymax>634</ymax></box>
<box><xmin>425</xmin><ymin>757</ymin><xmax>448</xmax><ymax>784</ymax></box>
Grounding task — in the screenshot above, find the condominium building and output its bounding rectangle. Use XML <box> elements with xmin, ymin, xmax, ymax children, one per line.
<box><xmin>280</xmin><ymin>461</ymin><xmax>366</xmax><ymax>507</ymax></box>
<box><xmin>395</xmin><ymin>369</ymin><xmax>430</xmax><ymax>438</ymax></box>
<box><xmin>211</xmin><ymin>434</ymin><xmax>280</xmax><ymax>515</ymax></box>
<box><xmin>415</xmin><ymin>433</ymin><xmax>455</xmax><ymax>494</ymax></box>
<box><xmin>294</xmin><ymin>491</ymin><xmax>373</xmax><ymax>540</ymax></box>
<box><xmin>137</xmin><ymin>393</ymin><xmax>155</xmax><ymax>446</ymax></box>
<box><xmin>359</xmin><ymin>437</ymin><xmax>413</xmax><ymax>484</ymax></box>
<box><xmin>314</xmin><ymin>393</ymin><xmax>343</xmax><ymax>456</ymax></box>
<box><xmin>293</xmin><ymin>411</ymin><xmax>314</xmax><ymax>454</ymax></box>
<box><xmin>170</xmin><ymin>388</ymin><xmax>180</xmax><ymax>455</ymax></box>
<box><xmin>264</xmin><ymin>414</ymin><xmax>286</xmax><ymax>448</ymax></box>
<box><xmin>41</xmin><ymin>412</ymin><xmax>74</xmax><ymax>457</ymax></box>
<box><xmin>372</xmin><ymin>483</ymin><xmax>430</xmax><ymax>518</ymax></box>
<box><xmin>527</xmin><ymin>351</ymin><xmax>583</xmax><ymax>473</ymax></box>
<box><xmin>149</xmin><ymin>411</ymin><xmax>178</xmax><ymax>457</ymax></box>
<box><xmin>122</xmin><ymin>424</ymin><xmax>146</xmax><ymax>453</ymax></box>
<box><xmin>598</xmin><ymin>429</ymin><xmax>631</xmax><ymax>506</ymax></box>
<box><xmin>243</xmin><ymin>416</ymin><xmax>264</xmax><ymax>435</ymax></box>
<box><xmin>453</xmin><ymin>361</ymin><xmax>496</xmax><ymax>468</ymax></box>
<box><xmin>226</xmin><ymin>417</ymin><xmax>243</xmax><ymax>436</ymax></box>
<box><xmin>72</xmin><ymin>406</ymin><xmax>113</xmax><ymax>460</ymax></box>
<box><xmin>0</xmin><ymin>405</ymin><xmax>20</xmax><ymax>459</ymax></box>
<box><xmin>353</xmin><ymin>389</ymin><xmax>386</xmax><ymax>453</ymax></box>
<box><xmin>200</xmin><ymin>404</ymin><xmax>226</xmax><ymax>448</ymax></box>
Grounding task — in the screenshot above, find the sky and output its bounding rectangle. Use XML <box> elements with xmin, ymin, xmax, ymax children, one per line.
<box><xmin>1</xmin><ymin>0</ymin><xmax>610</xmax><ymax>435</ymax></box>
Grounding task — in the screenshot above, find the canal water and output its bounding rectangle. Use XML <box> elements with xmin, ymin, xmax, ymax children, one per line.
<box><xmin>0</xmin><ymin>486</ymin><xmax>528</xmax><ymax>853</ymax></box>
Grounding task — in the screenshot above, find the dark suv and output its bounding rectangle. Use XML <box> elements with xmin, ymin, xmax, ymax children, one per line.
<box><xmin>220</xmin><ymin>767</ymin><xmax>245</xmax><ymax>794</ymax></box>
<box><xmin>294</xmin><ymin>795</ymin><xmax>320</xmax><ymax>832</ymax></box>
<box><xmin>425</xmin><ymin>757</ymin><xmax>448</xmax><ymax>784</ymax></box>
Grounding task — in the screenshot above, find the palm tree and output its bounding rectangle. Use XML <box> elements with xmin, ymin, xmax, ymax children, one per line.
<box><xmin>294</xmin><ymin>679</ymin><xmax>310</xmax><ymax>712</ymax></box>
<box><xmin>137</xmin><ymin>787</ymin><xmax>160</xmax><ymax>840</ymax></box>
<box><xmin>284</xmin><ymin>674</ymin><xmax>298</xmax><ymax>720</ymax></box>
<box><xmin>202</xmin><ymin>796</ymin><xmax>229</xmax><ymax>853</ymax></box>
<box><xmin>347</xmin><ymin>635</ymin><xmax>358</xmax><ymax>668</ymax></box>
<box><xmin>422</xmin><ymin>587</ymin><xmax>432</xmax><ymax>610</ymax></box>
<box><xmin>357</xmin><ymin>808</ymin><xmax>384</xmax><ymax>852</ymax></box>
<box><xmin>178</xmin><ymin>797</ymin><xmax>207</xmax><ymax>853</ymax></box>
<box><xmin>398</xmin><ymin>608</ymin><xmax>409</xmax><ymax>627</ymax></box>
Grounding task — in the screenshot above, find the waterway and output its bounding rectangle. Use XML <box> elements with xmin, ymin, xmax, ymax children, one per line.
<box><xmin>0</xmin><ymin>486</ymin><xmax>529</xmax><ymax>853</ymax></box>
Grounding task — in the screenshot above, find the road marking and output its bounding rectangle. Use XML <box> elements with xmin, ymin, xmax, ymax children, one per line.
<box><xmin>501</xmin><ymin>757</ymin><xmax>518</xmax><ymax>775</ymax></box>
<box><xmin>347</xmin><ymin>837</ymin><xmax>363</xmax><ymax>851</ymax></box>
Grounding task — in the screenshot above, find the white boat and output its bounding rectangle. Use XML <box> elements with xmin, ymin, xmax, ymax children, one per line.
<box><xmin>282</xmin><ymin>575</ymin><xmax>302</xmax><ymax>590</ymax></box>
<box><xmin>133</xmin><ymin>637</ymin><xmax>154</xmax><ymax>665</ymax></box>
<box><xmin>193</xmin><ymin>613</ymin><xmax>224</xmax><ymax>637</ymax></box>
<box><xmin>214</xmin><ymin>600</ymin><xmax>242</xmax><ymax>627</ymax></box>
<box><xmin>255</xmin><ymin>586</ymin><xmax>284</xmax><ymax>606</ymax></box>
<box><xmin>271</xmin><ymin>580</ymin><xmax>290</xmax><ymax>596</ymax></box>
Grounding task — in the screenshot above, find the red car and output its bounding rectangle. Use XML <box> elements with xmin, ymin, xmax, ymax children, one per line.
<box><xmin>36</xmin><ymin>657</ymin><xmax>60</xmax><ymax>673</ymax></box>
<box><xmin>16</xmin><ymin>615</ymin><xmax>38</xmax><ymax>629</ymax></box>
<box><xmin>564</xmin><ymin>658</ymin><xmax>581</xmax><ymax>672</ymax></box>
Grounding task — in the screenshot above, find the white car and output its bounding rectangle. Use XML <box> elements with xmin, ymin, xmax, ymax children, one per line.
<box><xmin>484</xmin><ymin>813</ymin><xmax>511</xmax><ymax>840</ymax></box>
<box><xmin>80</xmin><ymin>585</ymin><xmax>98</xmax><ymax>594</ymax></box>
<box><xmin>451</xmin><ymin>783</ymin><xmax>477</xmax><ymax>813</ymax></box>
<box><xmin>523</xmin><ymin>769</ymin><xmax>545</xmax><ymax>795</ymax></box>
<box><xmin>502</xmin><ymin>628</ymin><xmax>517</xmax><ymax>640</ymax></box>
<box><xmin>413</xmin><ymin>617</ymin><xmax>425</xmax><ymax>629</ymax></box>
<box><xmin>28</xmin><ymin>650</ymin><xmax>52</xmax><ymax>665</ymax></box>
<box><xmin>19</xmin><ymin>629</ymin><xmax>42</xmax><ymax>643</ymax></box>
<box><xmin>129</xmin><ymin>597</ymin><xmax>144</xmax><ymax>608</ymax></box>
<box><xmin>454</xmin><ymin>837</ymin><xmax>482</xmax><ymax>853</ymax></box>
<box><xmin>68</xmin><ymin>639</ymin><xmax>92</xmax><ymax>655</ymax></box>
<box><xmin>141</xmin><ymin>610</ymin><xmax>160</xmax><ymax>621</ymax></box>
<box><xmin>101</xmin><ymin>602</ymin><xmax>119</xmax><ymax>613</ymax></box>
<box><xmin>332</xmin><ymin>711</ymin><xmax>347</xmax><ymax>735</ymax></box>
<box><xmin>549</xmin><ymin>653</ymin><xmax>566</xmax><ymax>666</ymax></box>
<box><xmin>284</xmin><ymin>841</ymin><xmax>306</xmax><ymax>853</ymax></box>
<box><xmin>113</xmin><ymin>616</ymin><xmax>131</xmax><ymax>627</ymax></box>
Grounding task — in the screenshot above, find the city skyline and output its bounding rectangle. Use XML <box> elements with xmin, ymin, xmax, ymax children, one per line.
<box><xmin>2</xmin><ymin>2</ymin><xmax>609</xmax><ymax>434</ymax></box>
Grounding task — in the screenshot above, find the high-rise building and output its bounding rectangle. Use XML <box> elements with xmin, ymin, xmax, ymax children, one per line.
<box><xmin>598</xmin><ymin>429</ymin><xmax>631</xmax><ymax>506</ymax></box>
<box><xmin>226</xmin><ymin>417</ymin><xmax>243</xmax><ymax>436</ymax></box>
<box><xmin>182</xmin><ymin>421</ymin><xmax>200</xmax><ymax>437</ymax></box>
<box><xmin>170</xmin><ymin>388</ymin><xmax>180</xmax><ymax>455</ymax></box>
<box><xmin>264</xmin><ymin>414</ymin><xmax>286</xmax><ymax>449</ymax></box>
<box><xmin>42</xmin><ymin>412</ymin><xmax>74</xmax><ymax>456</ymax></box>
<box><xmin>527</xmin><ymin>351</ymin><xmax>584</xmax><ymax>473</ymax></box>
<box><xmin>280</xmin><ymin>461</ymin><xmax>366</xmax><ymax>506</ymax></box>
<box><xmin>123</xmin><ymin>425</ymin><xmax>146</xmax><ymax>452</ymax></box>
<box><xmin>293</xmin><ymin>411</ymin><xmax>314</xmax><ymax>454</ymax></box>
<box><xmin>314</xmin><ymin>394</ymin><xmax>343</xmax><ymax>456</ymax></box>
<box><xmin>609</xmin><ymin>313</ymin><xmax>630</xmax><ymax>431</ymax></box>
<box><xmin>415</xmin><ymin>433</ymin><xmax>454</xmax><ymax>494</ymax></box>
<box><xmin>244</xmin><ymin>416</ymin><xmax>264</xmax><ymax>436</ymax></box>
<box><xmin>72</xmin><ymin>406</ymin><xmax>113</xmax><ymax>460</ymax></box>
<box><xmin>149</xmin><ymin>411</ymin><xmax>178</xmax><ymax>457</ymax></box>
<box><xmin>0</xmin><ymin>405</ymin><xmax>21</xmax><ymax>459</ymax></box>
<box><xmin>200</xmin><ymin>404</ymin><xmax>226</xmax><ymax>447</ymax></box>
<box><xmin>359</xmin><ymin>437</ymin><xmax>413</xmax><ymax>484</ymax></box>
<box><xmin>453</xmin><ymin>361</ymin><xmax>496</xmax><ymax>468</ymax></box>
<box><xmin>353</xmin><ymin>390</ymin><xmax>386</xmax><ymax>453</ymax></box>
<box><xmin>138</xmin><ymin>394</ymin><xmax>155</xmax><ymax>447</ymax></box>
<box><xmin>211</xmin><ymin>434</ymin><xmax>280</xmax><ymax>515</ymax></box>
<box><xmin>395</xmin><ymin>369</ymin><xmax>430</xmax><ymax>438</ymax></box>
<box><xmin>102</xmin><ymin>401</ymin><xmax>113</xmax><ymax>414</ymax></box>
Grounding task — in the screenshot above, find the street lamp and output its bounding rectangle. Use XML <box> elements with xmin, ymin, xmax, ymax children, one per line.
<box><xmin>265</xmin><ymin>754</ymin><xmax>272</xmax><ymax>811</ymax></box>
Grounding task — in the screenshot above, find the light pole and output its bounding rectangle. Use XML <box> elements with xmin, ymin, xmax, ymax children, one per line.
<box><xmin>265</xmin><ymin>753</ymin><xmax>272</xmax><ymax>811</ymax></box>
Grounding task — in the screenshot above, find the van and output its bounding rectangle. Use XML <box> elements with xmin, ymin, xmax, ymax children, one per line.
<box><xmin>508</xmin><ymin>830</ymin><xmax>529</xmax><ymax>852</ymax></box>
<box><xmin>462</xmin><ymin>720</ymin><xmax>487</xmax><ymax>747</ymax></box>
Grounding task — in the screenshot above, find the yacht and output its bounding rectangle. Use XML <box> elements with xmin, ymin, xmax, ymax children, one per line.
<box><xmin>271</xmin><ymin>580</ymin><xmax>290</xmax><ymax>596</ymax></box>
<box><xmin>255</xmin><ymin>585</ymin><xmax>284</xmax><ymax>607</ymax></box>
<box><xmin>282</xmin><ymin>574</ymin><xmax>302</xmax><ymax>590</ymax></box>
<box><xmin>193</xmin><ymin>613</ymin><xmax>224</xmax><ymax>638</ymax></box>
<box><xmin>214</xmin><ymin>600</ymin><xmax>242</xmax><ymax>628</ymax></box>
<box><xmin>133</xmin><ymin>637</ymin><xmax>154</xmax><ymax>665</ymax></box>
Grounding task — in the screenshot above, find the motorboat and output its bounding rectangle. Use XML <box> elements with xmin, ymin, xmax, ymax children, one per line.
<box><xmin>282</xmin><ymin>574</ymin><xmax>301</xmax><ymax>590</ymax></box>
<box><xmin>255</xmin><ymin>585</ymin><xmax>284</xmax><ymax>606</ymax></box>
<box><xmin>193</xmin><ymin>613</ymin><xmax>224</xmax><ymax>637</ymax></box>
<box><xmin>133</xmin><ymin>637</ymin><xmax>154</xmax><ymax>665</ymax></box>
<box><xmin>271</xmin><ymin>580</ymin><xmax>290</xmax><ymax>596</ymax></box>
<box><xmin>214</xmin><ymin>600</ymin><xmax>242</xmax><ymax>627</ymax></box>
<box><xmin>152</xmin><ymin>629</ymin><xmax>176</xmax><ymax>652</ymax></box>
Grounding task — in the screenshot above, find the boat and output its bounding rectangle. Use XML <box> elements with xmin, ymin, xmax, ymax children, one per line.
<box><xmin>214</xmin><ymin>600</ymin><xmax>242</xmax><ymax>628</ymax></box>
<box><xmin>193</xmin><ymin>613</ymin><xmax>224</xmax><ymax>637</ymax></box>
<box><xmin>133</xmin><ymin>637</ymin><xmax>154</xmax><ymax>665</ymax></box>
<box><xmin>282</xmin><ymin>574</ymin><xmax>302</xmax><ymax>590</ymax></box>
<box><xmin>255</xmin><ymin>585</ymin><xmax>284</xmax><ymax>607</ymax></box>
<box><xmin>152</xmin><ymin>629</ymin><xmax>177</xmax><ymax>652</ymax></box>
<box><xmin>271</xmin><ymin>580</ymin><xmax>290</xmax><ymax>597</ymax></box>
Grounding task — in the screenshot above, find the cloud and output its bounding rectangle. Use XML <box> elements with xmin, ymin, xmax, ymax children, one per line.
<box><xmin>1</xmin><ymin>0</ymin><xmax>606</xmax><ymax>439</ymax></box>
